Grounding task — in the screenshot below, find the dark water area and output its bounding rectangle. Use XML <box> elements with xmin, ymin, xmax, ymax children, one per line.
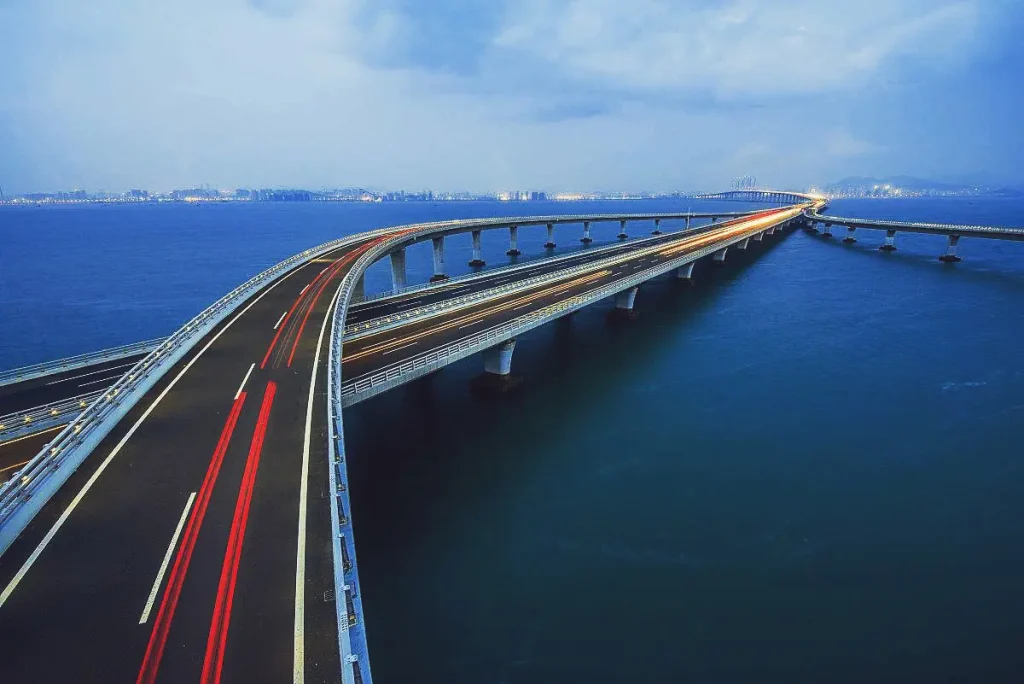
<box><xmin>3</xmin><ymin>197</ymin><xmax>1024</xmax><ymax>682</ymax></box>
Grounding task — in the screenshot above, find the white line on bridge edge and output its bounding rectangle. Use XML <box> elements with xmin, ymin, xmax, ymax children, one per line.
<box><xmin>234</xmin><ymin>363</ymin><xmax>255</xmax><ymax>400</ymax></box>
<box><xmin>293</xmin><ymin>271</ymin><xmax>345</xmax><ymax>683</ymax></box>
<box><xmin>138</xmin><ymin>492</ymin><xmax>196</xmax><ymax>625</ymax></box>
<box><xmin>0</xmin><ymin>261</ymin><xmax>304</xmax><ymax>610</ymax></box>
<box><xmin>383</xmin><ymin>341</ymin><xmax>418</xmax><ymax>355</ymax></box>
<box><xmin>273</xmin><ymin>311</ymin><xmax>288</xmax><ymax>330</ymax></box>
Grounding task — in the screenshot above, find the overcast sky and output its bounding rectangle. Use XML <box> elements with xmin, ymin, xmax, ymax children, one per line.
<box><xmin>2</xmin><ymin>0</ymin><xmax>1022</xmax><ymax>194</ymax></box>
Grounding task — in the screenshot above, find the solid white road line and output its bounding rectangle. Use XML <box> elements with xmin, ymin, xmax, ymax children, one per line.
<box><xmin>234</xmin><ymin>363</ymin><xmax>255</xmax><ymax>400</ymax></box>
<box><xmin>293</xmin><ymin>275</ymin><xmax>345</xmax><ymax>683</ymax></box>
<box><xmin>0</xmin><ymin>262</ymin><xmax>305</xmax><ymax>609</ymax></box>
<box><xmin>138</xmin><ymin>492</ymin><xmax>196</xmax><ymax>624</ymax></box>
<box><xmin>273</xmin><ymin>311</ymin><xmax>288</xmax><ymax>330</ymax></box>
<box><xmin>45</xmin><ymin>362</ymin><xmax>137</xmax><ymax>385</ymax></box>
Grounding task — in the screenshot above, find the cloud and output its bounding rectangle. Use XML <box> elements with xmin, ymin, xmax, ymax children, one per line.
<box><xmin>824</xmin><ymin>130</ymin><xmax>885</xmax><ymax>158</ymax></box>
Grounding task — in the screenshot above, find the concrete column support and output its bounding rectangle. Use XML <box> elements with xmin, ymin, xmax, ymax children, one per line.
<box><xmin>767</xmin><ymin>226</ymin><xmax>776</xmax><ymax>235</ymax></box>
<box><xmin>389</xmin><ymin>249</ymin><xmax>407</xmax><ymax>292</ymax></box>
<box><xmin>675</xmin><ymin>262</ymin><xmax>695</xmax><ymax>281</ymax></box>
<box><xmin>581</xmin><ymin>221</ymin><xmax>593</xmax><ymax>244</ymax></box>
<box><xmin>879</xmin><ymin>229</ymin><xmax>898</xmax><ymax>252</ymax></box>
<box><xmin>821</xmin><ymin>223</ymin><xmax>833</xmax><ymax>238</ymax></box>
<box><xmin>352</xmin><ymin>273</ymin><xmax>365</xmax><ymax>301</ymax></box>
<box><xmin>468</xmin><ymin>230</ymin><xmax>485</xmax><ymax>267</ymax></box>
<box><xmin>430</xmin><ymin>236</ymin><xmax>448</xmax><ymax>282</ymax></box>
<box><xmin>712</xmin><ymin>216</ymin><xmax>718</xmax><ymax>223</ymax></box>
<box><xmin>652</xmin><ymin>218</ymin><xmax>662</xmax><ymax>235</ymax></box>
<box><xmin>842</xmin><ymin>226</ymin><xmax>857</xmax><ymax>244</ymax></box>
<box><xmin>685</xmin><ymin>215</ymin><xmax>691</xmax><ymax>230</ymax></box>
<box><xmin>939</xmin><ymin>234</ymin><xmax>962</xmax><ymax>262</ymax></box>
<box><xmin>615</xmin><ymin>286</ymin><xmax>639</xmax><ymax>311</ymax></box>
<box><xmin>806</xmin><ymin>222</ymin><xmax>818</xmax><ymax>233</ymax></box>
<box><xmin>737</xmin><ymin>237</ymin><xmax>750</xmax><ymax>251</ymax></box>
<box><xmin>483</xmin><ymin>338</ymin><xmax>516</xmax><ymax>376</ymax></box>
<box><xmin>506</xmin><ymin>226</ymin><xmax>521</xmax><ymax>256</ymax></box>
<box><xmin>617</xmin><ymin>220</ymin><xmax>628</xmax><ymax>239</ymax></box>
<box><xmin>754</xmin><ymin>231</ymin><xmax>764</xmax><ymax>242</ymax></box>
<box><xmin>713</xmin><ymin>247</ymin><xmax>728</xmax><ymax>265</ymax></box>
<box><xmin>544</xmin><ymin>223</ymin><xmax>556</xmax><ymax>249</ymax></box>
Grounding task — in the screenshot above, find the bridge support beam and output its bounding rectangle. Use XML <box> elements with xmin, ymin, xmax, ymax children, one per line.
<box><xmin>737</xmin><ymin>237</ymin><xmax>750</xmax><ymax>251</ymax></box>
<box><xmin>652</xmin><ymin>218</ymin><xmax>662</xmax><ymax>235</ymax></box>
<box><xmin>713</xmin><ymin>247</ymin><xmax>728</xmax><ymax>265</ymax></box>
<box><xmin>581</xmin><ymin>221</ymin><xmax>593</xmax><ymax>244</ymax></box>
<box><xmin>939</xmin><ymin>234</ymin><xmax>962</xmax><ymax>262</ymax></box>
<box><xmin>430</xmin><ymin>236</ymin><xmax>448</xmax><ymax>282</ymax></box>
<box><xmin>879</xmin><ymin>229</ymin><xmax>898</xmax><ymax>252</ymax></box>
<box><xmin>468</xmin><ymin>230</ymin><xmax>485</xmax><ymax>267</ymax></box>
<box><xmin>507</xmin><ymin>225</ymin><xmax>521</xmax><ymax>256</ymax></box>
<box><xmin>676</xmin><ymin>261</ymin><xmax>695</xmax><ymax>283</ymax></box>
<box><xmin>842</xmin><ymin>226</ymin><xmax>857</xmax><ymax>244</ymax></box>
<box><xmin>473</xmin><ymin>339</ymin><xmax>522</xmax><ymax>395</ymax></box>
<box><xmin>544</xmin><ymin>223</ymin><xmax>556</xmax><ymax>249</ymax></box>
<box><xmin>821</xmin><ymin>223</ymin><xmax>833</xmax><ymax>238</ymax></box>
<box><xmin>389</xmin><ymin>249</ymin><xmax>407</xmax><ymax>292</ymax></box>
<box><xmin>617</xmin><ymin>220</ymin><xmax>628</xmax><ymax>239</ymax></box>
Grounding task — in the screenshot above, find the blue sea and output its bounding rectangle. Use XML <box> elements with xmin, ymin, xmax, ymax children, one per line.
<box><xmin>2</xmin><ymin>198</ymin><xmax>1024</xmax><ymax>682</ymax></box>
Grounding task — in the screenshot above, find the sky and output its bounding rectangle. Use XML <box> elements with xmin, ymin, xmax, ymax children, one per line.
<box><xmin>1</xmin><ymin>0</ymin><xmax>1023</xmax><ymax>194</ymax></box>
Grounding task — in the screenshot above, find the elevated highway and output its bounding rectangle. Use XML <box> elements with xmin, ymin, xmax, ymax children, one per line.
<box><xmin>0</xmin><ymin>202</ymin><xmax>810</xmax><ymax>684</ymax></box>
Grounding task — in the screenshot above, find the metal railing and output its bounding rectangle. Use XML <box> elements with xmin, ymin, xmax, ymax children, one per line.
<box><xmin>0</xmin><ymin>229</ymin><xmax>392</xmax><ymax>554</ymax></box>
<box><xmin>0</xmin><ymin>339</ymin><xmax>165</xmax><ymax>388</ymax></box>
<box><xmin>340</xmin><ymin>215</ymin><xmax>800</xmax><ymax>406</ymax></box>
<box><xmin>0</xmin><ymin>391</ymin><xmax>104</xmax><ymax>445</ymax></box>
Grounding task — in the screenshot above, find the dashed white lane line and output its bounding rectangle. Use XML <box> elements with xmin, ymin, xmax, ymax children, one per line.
<box><xmin>138</xmin><ymin>492</ymin><xmax>196</xmax><ymax>625</ymax></box>
<box><xmin>273</xmin><ymin>312</ymin><xmax>288</xmax><ymax>330</ymax></box>
<box><xmin>382</xmin><ymin>341</ymin><xmax>418</xmax><ymax>355</ymax></box>
<box><xmin>45</xmin><ymin>362</ymin><xmax>137</xmax><ymax>385</ymax></box>
<box><xmin>234</xmin><ymin>363</ymin><xmax>255</xmax><ymax>401</ymax></box>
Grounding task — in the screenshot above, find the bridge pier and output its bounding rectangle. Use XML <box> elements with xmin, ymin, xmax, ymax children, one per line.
<box><xmin>472</xmin><ymin>339</ymin><xmax>522</xmax><ymax>395</ymax></box>
<box><xmin>737</xmin><ymin>237</ymin><xmax>750</xmax><ymax>251</ymax></box>
<box><xmin>544</xmin><ymin>223</ymin><xmax>556</xmax><ymax>249</ymax></box>
<box><xmin>821</xmin><ymin>223</ymin><xmax>833</xmax><ymax>238</ymax></box>
<box><xmin>652</xmin><ymin>218</ymin><xmax>662</xmax><ymax>235</ymax></box>
<box><xmin>939</xmin><ymin>234</ymin><xmax>962</xmax><ymax>262</ymax></box>
<box><xmin>506</xmin><ymin>225</ymin><xmax>521</xmax><ymax>256</ymax></box>
<box><xmin>617</xmin><ymin>220</ymin><xmax>628</xmax><ymax>239</ymax></box>
<box><xmin>610</xmin><ymin>286</ymin><xmax>640</xmax><ymax>320</ymax></box>
<box><xmin>676</xmin><ymin>261</ymin><xmax>695</xmax><ymax>284</ymax></box>
<box><xmin>389</xmin><ymin>248</ymin><xmax>408</xmax><ymax>292</ymax></box>
<box><xmin>754</xmin><ymin>231</ymin><xmax>764</xmax><ymax>242</ymax></box>
<box><xmin>842</xmin><ymin>226</ymin><xmax>857</xmax><ymax>244</ymax></box>
<box><xmin>685</xmin><ymin>215</ymin><xmax>691</xmax><ymax>230</ymax></box>
<box><xmin>468</xmin><ymin>230</ymin><xmax>485</xmax><ymax>266</ymax></box>
<box><xmin>879</xmin><ymin>229</ymin><xmax>898</xmax><ymax>252</ymax></box>
<box><xmin>806</xmin><ymin>222</ymin><xmax>818</xmax><ymax>233</ymax></box>
<box><xmin>581</xmin><ymin>221</ymin><xmax>593</xmax><ymax>244</ymax></box>
<box><xmin>430</xmin><ymin>236</ymin><xmax>449</xmax><ymax>282</ymax></box>
<box><xmin>713</xmin><ymin>247</ymin><xmax>728</xmax><ymax>265</ymax></box>
<box><xmin>712</xmin><ymin>216</ymin><xmax>718</xmax><ymax>223</ymax></box>
<box><xmin>767</xmin><ymin>226</ymin><xmax>776</xmax><ymax>236</ymax></box>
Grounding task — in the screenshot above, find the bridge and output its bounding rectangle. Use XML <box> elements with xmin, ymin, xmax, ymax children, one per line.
<box><xmin>0</xmin><ymin>202</ymin><xmax>811</xmax><ymax>684</ymax></box>
<box><xmin>804</xmin><ymin>208</ymin><xmax>1024</xmax><ymax>261</ymax></box>
<box><xmin>689</xmin><ymin>189</ymin><xmax>820</xmax><ymax>206</ymax></box>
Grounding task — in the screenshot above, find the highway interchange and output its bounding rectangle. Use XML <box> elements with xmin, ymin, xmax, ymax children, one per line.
<box><xmin>0</xmin><ymin>205</ymin><xmax>803</xmax><ymax>683</ymax></box>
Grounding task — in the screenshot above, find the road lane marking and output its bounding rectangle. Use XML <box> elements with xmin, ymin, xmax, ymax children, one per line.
<box><xmin>293</xmin><ymin>279</ymin><xmax>344</xmax><ymax>683</ymax></box>
<box><xmin>202</xmin><ymin>382</ymin><xmax>277</xmax><ymax>684</ymax></box>
<box><xmin>300</xmin><ymin>284</ymin><xmax>309</xmax><ymax>295</ymax></box>
<box><xmin>382</xmin><ymin>341</ymin><xmax>418</xmax><ymax>355</ymax></box>
<box><xmin>457</xmin><ymin>322</ymin><xmax>480</xmax><ymax>330</ymax></box>
<box><xmin>138</xmin><ymin>393</ymin><xmax>248</xmax><ymax>684</ymax></box>
<box><xmin>138</xmin><ymin>492</ymin><xmax>197</xmax><ymax>625</ymax></box>
<box><xmin>0</xmin><ymin>459</ymin><xmax>32</xmax><ymax>474</ymax></box>
<box><xmin>79</xmin><ymin>376</ymin><xmax>122</xmax><ymax>387</ymax></box>
<box><xmin>273</xmin><ymin>312</ymin><xmax>288</xmax><ymax>330</ymax></box>
<box><xmin>0</xmin><ymin>424</ymin><xmax>66</xmax><ymax>448</ymax></box>
<box><xmin>0</xmin><ymin>257</ymin><xmax>306</xmax><ymax>610</ymax></box>
<box><xmin>512</xmin><ymin>303</ymin><xmax>531</xmax><ymax>311</ymax></box>
<box><xmin>45</xmin><ymin>361</ymin><xmax>138</xmax><ymax>385</ymax></box>
<box><xmin>234</xmin><ymin>363</ymin><xmax>255</xmax><ymax>400</ymax></box>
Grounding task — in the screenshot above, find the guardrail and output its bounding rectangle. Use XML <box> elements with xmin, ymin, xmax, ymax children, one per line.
<box><xmin>0</xmin><ymin>339</ymin><xmax>165</xmax><ymax>388</ymax></box>
<box><xmin>0</xmin><ymin>229</ymin><xmax>394</xmax><ymax>555</ymax></box>
<box><xmin>340</xmin><ymin>214</ymin><xmax>800</xmax><ymax>406</ymax></box>
<box><xmin>0</xmin><ymin>391</ymin><xmax>104</xmax><ymax>445</ymax></box>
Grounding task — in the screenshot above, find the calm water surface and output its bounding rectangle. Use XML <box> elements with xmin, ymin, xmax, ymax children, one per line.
<box><xmin>2</xmin><ymin>198</ymin><xmax>1023</xmax><ymax>682</ymax></box>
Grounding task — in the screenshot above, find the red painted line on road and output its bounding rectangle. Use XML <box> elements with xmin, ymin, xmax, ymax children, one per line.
<box><xmin>201</xmin><ymin>381</ymin><xmax>277</xmax><ymax>684</ymax></box>
<box><xmin>136</xmin><ymin>393</ymin><xmax>247</xmax><ymax>684</ymax></box>
<box><xmin>285</xmin><ymin>250</ymin><xmax>362</xmax><ymax>367</ymax></box>
<box><xmin>259</xmin><ymin>260</ymin><xmax>339</xmax><ymax>369</ymax></box>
